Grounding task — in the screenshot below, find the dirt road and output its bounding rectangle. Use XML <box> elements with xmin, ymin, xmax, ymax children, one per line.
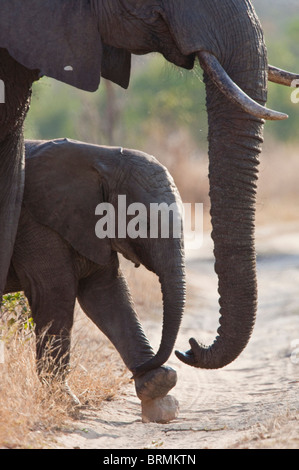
<box><xmin>56</xmin><ymin>223</ymin><xmax>299</xmax><ymax>449</ymax></box>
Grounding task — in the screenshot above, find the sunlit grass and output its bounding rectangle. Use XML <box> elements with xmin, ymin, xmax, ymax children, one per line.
<box><xmin>0</xmin><ymin>294</ymin><xmax>129</xmax><ymax>448</ymax></box>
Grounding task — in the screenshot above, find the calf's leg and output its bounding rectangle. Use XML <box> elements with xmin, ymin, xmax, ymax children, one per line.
<box><xmin>12</xmin><ymin>208</ymin><xmax>77</xmax><ymax>380</ymax></box>
<box><xmin>77</xmin><ymin>259</ymin><xmax>177</xmax><ymax>401</ymax></box>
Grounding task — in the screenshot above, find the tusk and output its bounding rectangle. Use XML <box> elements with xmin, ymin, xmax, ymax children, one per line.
<box><xmin>268</xmin><ymin>65</ymin><xmax>299</xmax><ymax>87</ymax></box>
<box><xmin>198</xmin><ymin>51</ymin><xmax>288</xmax><ymax>121</ymax></box>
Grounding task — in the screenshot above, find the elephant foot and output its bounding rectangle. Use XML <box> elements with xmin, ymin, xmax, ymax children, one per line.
<box><xmin>141</xmin><ymin>395</ymin><xmax>179</xmax><ymax>423</ymax></box>
<box><xmin>40</xmin><ymin>374</ymin><xmax>81</xmax><ymax>407</ymax></box>
<box><xmin>134</xmin><ymin>365</ymin><xmax>177</xmax><ymax>401</ymax></box>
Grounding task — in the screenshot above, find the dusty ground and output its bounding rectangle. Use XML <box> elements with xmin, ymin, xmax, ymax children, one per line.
<box><xmin>52</xmin><ymin>223</ymin><xmax>299</xmax><ymax>450</ymax></box>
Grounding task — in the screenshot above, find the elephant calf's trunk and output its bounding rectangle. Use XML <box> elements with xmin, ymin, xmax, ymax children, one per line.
<box><xmin>132</xmin><ymin>261</ymin><xmax>186</xmax><ymax>378</ymax></box>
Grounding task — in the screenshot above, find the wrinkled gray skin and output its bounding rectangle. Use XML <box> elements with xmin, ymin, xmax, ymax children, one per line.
<box><xmin>4</xmin><ymin>138</ymin><xmax>185</xmax><ymax>399</ymax></box>
<box><xmin>0</xmin><ymin>0</ymin><xmax>290</xmax><ymax>373</ymax></box>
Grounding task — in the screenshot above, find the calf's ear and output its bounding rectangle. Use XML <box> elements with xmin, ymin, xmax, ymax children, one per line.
<box><xmin>23</xmin><ymin>139</ymin><xmax>114</xmax><ymax>266</ymax></box>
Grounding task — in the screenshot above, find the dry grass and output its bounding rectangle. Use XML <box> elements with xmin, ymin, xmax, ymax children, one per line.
<box><xmin>232</xmin><ymin>411</ymin><xmax>299</xmax><ymax>449</ymax></box>
<box><xmin>0</xmin><ymin>296</ymin><xmax>129</xmax><ymax>449</ymax></box>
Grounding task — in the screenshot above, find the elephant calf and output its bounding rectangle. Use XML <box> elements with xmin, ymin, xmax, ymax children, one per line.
<box><xmin>5</xmin><ymin>138</ymin><xmax>186</xmax><ymax>409</ymax></box>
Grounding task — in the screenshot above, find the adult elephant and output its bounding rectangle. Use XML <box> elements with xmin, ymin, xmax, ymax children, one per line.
<box><xmin>0</xmin><ymin>0</ymin><xmax>297</xmax><ymax>375</ymax></box>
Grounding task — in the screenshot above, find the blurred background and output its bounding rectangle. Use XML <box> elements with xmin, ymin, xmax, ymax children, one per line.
<box><xmin>24</xmin><ymin>0</ymin><xmax>299</xmax><ymax>226</ymax></box>
<box><xmin>2</xmin><ymin>1</ymin><xmax>298</xmax><ymax>445</ymax></box>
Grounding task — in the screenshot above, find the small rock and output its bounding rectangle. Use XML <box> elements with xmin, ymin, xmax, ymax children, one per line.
<box><xmin>142</xmin><ymin>395</ymin><xmax>179</xmax><ymax>424</ymax></box>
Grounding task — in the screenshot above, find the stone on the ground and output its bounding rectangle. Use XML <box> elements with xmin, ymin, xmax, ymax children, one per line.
<box><xmin>141</xmin><ymin>395</ymin><xmax>179</xmax><ymax>423</ymax></box>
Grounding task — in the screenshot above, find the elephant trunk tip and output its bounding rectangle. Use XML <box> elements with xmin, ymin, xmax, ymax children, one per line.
<box><xmin>175</xmin><ymin>336</ymin><xmax>250</xmax><ymax>369</ymax></box>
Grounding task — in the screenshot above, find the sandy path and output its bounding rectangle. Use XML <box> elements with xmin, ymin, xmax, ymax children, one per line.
<box><xmin>55</xmin><ymin>224</ymin><xmax>299</xmax><ymax>449</ymax></box>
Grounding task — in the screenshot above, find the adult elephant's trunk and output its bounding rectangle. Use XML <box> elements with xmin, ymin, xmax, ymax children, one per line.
<box><xmin>132</xmin><ymin>247</ymin><xmax>186</xmax><ymax>377</ymax></box>
<box><xmin>176</xmin><ymin>39</ymin><xmax>268</xmax><ymax>368</ymax></box>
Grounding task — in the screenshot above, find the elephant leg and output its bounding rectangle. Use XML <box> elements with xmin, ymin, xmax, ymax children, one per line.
<box><xmin>4</xmin><ymin>263</ymin><xmax>22</xmax><ymax>294</ymax></box>
<box><xmin>0</xmin><ymin>49</ymin><xmax>38</xmax><ymax>300</ymax></box>
<box><xmin>77</xmin><ymin>258</ymin><xmax>177</xmax><ymax>401</ymax></box>
<box><xmin>0</xmin><ymin>132</ymin><xmax>24</xmax><ymax>300</ymax></box>
<box><xmin>34</xmin><ymin>304</ymin><xmax>75</xmax><ymax>382</ymax></box>
<box><xmin>11</xmin><ymin>208</ymin><xmax>77</xmax><ymax>381</ymax></box>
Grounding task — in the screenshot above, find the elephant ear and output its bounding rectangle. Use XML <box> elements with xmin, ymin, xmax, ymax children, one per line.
<box><xmin>0</xmin><ymin>0</ymin><xmax>131</xmax><ymax>91</ymax></box>
<box><xmin>162</xmin><ymin>0</ymin><xmax>212</xmax><ymax>56</ymax></box>
<box><xmin>101</xmin><ymin>44</ymin><xmax>131</xmax><ymax>89</ymax></box>
<box><xmin>23</xmin><ymin>139</ymin><xmax>114</xmax><ymax>266</ymax></box>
